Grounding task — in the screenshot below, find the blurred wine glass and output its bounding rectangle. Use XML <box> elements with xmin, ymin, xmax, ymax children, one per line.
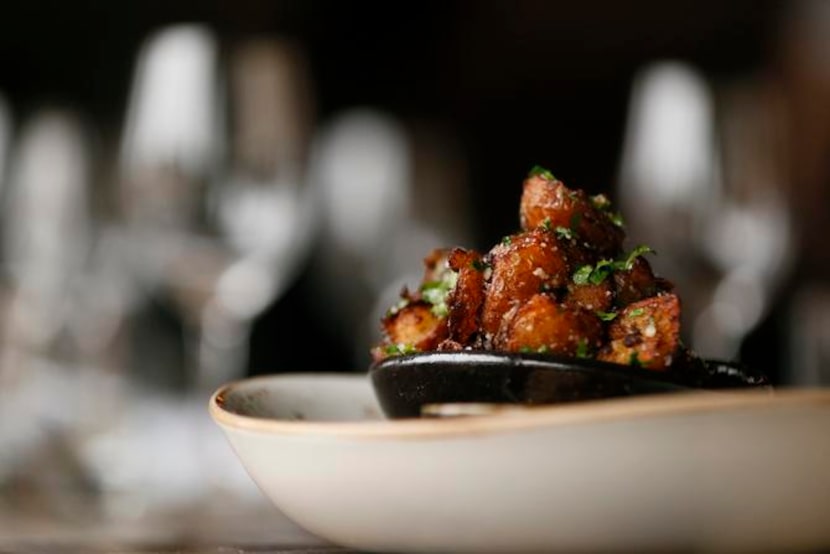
<box><xmin>693</xmin><ymin>80</ymin><xmax>794</xmax><ymax>360</ymax></box>
<box><xmin>204</xmin><ymin>36</ymin><xmax>317</xmax><ymax>388</ymax></box>
<box><xmin>0</xmin><ymin>105</ymin><xmax>110</xmax><ymax>508</ymax></box>
<box><xmin>618</xmin><ymin>60</ymin><xmax>795</xmax><ymax>362</ymax></box>
<box><xmin>1</xmin><ymin>107</ymin><xmax>94</xmax><ymax>376</ymax></box>
<box><xmin>84</xmin><ymin>23</ymin><xmax>320</xmax><ymax>516</ymax></box>
<box><xmin>307</xmin><ymin>109</ymin><xmax>472</xmax><ymax>369</ymax></box>
<box><xmin>118</xmin><ymin>23</ymin><xmax>225</xmax><ymax>391</ymax></box>
<box><xmin>617</xmin><ymin>61</ymin><xmax>720</xmax><ymax>342</ymax></box>
<box><xmin>774</xmin><ymin>0</ymin><xmax>830</xmax><ymax>385</ymax></box>
<box><xmin>119</xmin><ymin>25</ymin><xmax>317</xmax><ymax>393</ymax></box>
<box><xmin>306</xmin><ymin>108</ymin><xmax>410</xmax><ymax>369</ymax></box>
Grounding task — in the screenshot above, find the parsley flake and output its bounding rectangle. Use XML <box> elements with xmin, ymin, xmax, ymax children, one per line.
<box><xmin>528</xmin><ymin>165</ymin><xmax>555</xmax><ymax>180</ymax></box>
<box><xmin>590</xmin><ymin>194</ymin><xmax>611</xmax><ymax>210</ymax></box>
<box><xmin>554</xmin><ymin>226</ymin><xmax>574</xmax><ymax>240</ymax></box>
<box><xmin>420</xmin><ymin>270</ymin><xmax>458</xmax><ymax>318</ymax></box>
<box><xmin>386</xmin><ymin>298</ymin><xmax>410</xmax><ymax>316</ymax></box>
<box><xmin>385</xmin><ymin>343</ymin><xmax>419</xmax><ymax>356</ymax></box>
<box><xmin>576</xmin><ymin>338</ymin><xmax>591</xmax><ymax>359</ymax></box>
<box><xmin>617</xmin><ymin>244</ymin><xmax>656</xmax><ymax>271</ymax></box>
<box><xmin>571</xmin><ymin>244</ymin><xmax>656</xmax><ymax>285</ymax></box>
<box><xmin>589</xmin><ymin>260</ymin><xmax>615</xmax><ymax>284</ymax></box>
<box><xmin>588</xmin><ymin>192</ymin><xmax>626</xmax><ymax>228</ymax></box>
<box><xmin>609</xmin><ymin>211</ymin><xmax>625</xmax><ymax>228</ymax></box>
<box><xmin>572</xmin><ymin>265</ymin><xmax>594</xmax><ymax>285</ymax></box>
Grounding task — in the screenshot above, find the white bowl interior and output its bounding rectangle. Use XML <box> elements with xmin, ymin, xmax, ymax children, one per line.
<box><xmin>217</xmin><ymin>373</ymin><xmax>382</xmax><ymax>422</ymax></box>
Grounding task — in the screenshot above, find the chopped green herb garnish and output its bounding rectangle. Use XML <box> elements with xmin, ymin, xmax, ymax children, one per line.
<box><xmin>431</xmin><ymin>304</ymin><xmax>449</xmax><ymax>318</ymax></box>
<box><xmin>572</xmin><ymin>265</ymin><xmax>594</xmax><ymax>285</ymax></box>
<box><xmin>589</xmin><ymin>192</ymin><xmax>625</xmax><ymax>228</ymax></box>
<box><xmin>576</xmin><ymin>338</ymin><xmax>591</xmax><ymax>359</ymax></box>
<box><xmin>608</xmin><ymin>211</ymin><xmax>625</xmax><ymax>228</ymax></box>
<box><xmin>541</xmin><ymin>217</ymin><xmax>552</xmax><ymax>230</ymax></box>
<box><xmin>628</xmin><ymin>307</ymin><xmax>645</xmax><ymax>318</ymax></box>
<box><xmin>571</xmin><ymin>244</ymin><xmax>656</xmax><ymax>285</ymax></box>
<box><xmin>590</xmin><ymin>194</ymin><xmax>611</xmax><ymax>210</ymax></box>
<box><xmin>589</xmin><ymin>260</ymin><xmax>615</xmax><ymax>284</ymax></box>
<box><xmin>528</xmin><ymin>165</ymin><xmax>555</xmax><ymax>180</ymax></box>
<box><xmin>385</xmin><ymin>343</ymin><xmax>419</xmax><ymax>356</ymax></box>
<box><xmin>420</xmin><ymin>269</ymin><xmax>458</xmax><ymax>318</ymax></box>
<box><xmin>520</xmin><ymin>344</ymin><xmax>552</xmax><ymax>354</ymax></box>
<box><xmin>617</xmin><ymin>244</ymin><xmax>656</xmax><ymax>271</ymax></box>
<box><xmin>554</xmin><ymin>226</ymin><xmax>574</xmax><ymax>240</ymax></box>
<box><xmin>386</xmin><ymin>298</ymin><xmax>410</xmax><ymax>316</ymax></box>
<box><xmin>471</xmin><ymin>259</ymin><xmax>490</xmax><ymax>272</ymax></box>
<box><xmin>629</xmin><ymin>352</ymin><xmax>642</xmax><ymax>367</ymax></box>
<box><xmin>573</xmin><ymin>259</ymin><xmax>614</xmax><ymax>285</ymax></box>
<box><xmin>501</xmin><ymin>235</ymin><xmax>512</xmax><ymax>246</ymax></box>
<box><xmin>595</xmin><ymin>310</ymin><xmax>618</xmax><ymax>322</ymax></box>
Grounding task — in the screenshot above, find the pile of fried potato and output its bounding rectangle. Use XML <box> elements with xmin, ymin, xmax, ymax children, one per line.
<box><xmin>372</xmin><ymin>166</ymin><xmax>686</xmax><ymax>371</ymax></box>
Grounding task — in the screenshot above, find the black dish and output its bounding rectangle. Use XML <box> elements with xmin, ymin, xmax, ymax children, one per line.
<box><xmin>369</xmin><ymin>351</ymin><xmax>770</xmax><ymax>419</ymax></box>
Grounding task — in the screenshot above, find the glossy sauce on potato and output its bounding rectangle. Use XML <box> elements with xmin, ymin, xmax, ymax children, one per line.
<box><xmin>373</xmin><ymin>166</ymin><xmax>697</xmax><ymax>373</ymax></box>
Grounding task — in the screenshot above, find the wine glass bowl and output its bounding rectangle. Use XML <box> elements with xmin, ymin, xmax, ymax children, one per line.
<box><xmin>617</xmin><ymin>61</ymin><xmax>796</xmax><ymax>364</ymax></box>
<box><xmin>118</xmin><ymin>25</ymin><xmax>318</xmax><ymax>392</ymax></box>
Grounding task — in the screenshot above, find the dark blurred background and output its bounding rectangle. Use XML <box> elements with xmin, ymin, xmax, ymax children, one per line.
<box><xmin>0</xmin><ymin>0</ymin><xmax>825</xmax><ymax>386</ymax></box>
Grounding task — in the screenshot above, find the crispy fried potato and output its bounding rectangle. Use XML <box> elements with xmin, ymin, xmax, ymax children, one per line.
<box><xmin>565</xmin><ymin>281</ymin><xmax>614</xmax><ymax>313</ymax></box>
<box><xmin>613</xmin><ymin>256</ymin><xmax>660</xmax><ymax>307</ymax></box>
<box><xmin>499</xmin><ymin>293</ymin><xmax>604</xmax><ymax>355</ymax></box>
<box><xmin>377</xmin><ymin>300</ymin><xmax>448</xmax><ymax>359</ymax></box>
<box><xmin>437</xmin><ymin>338</ymin><xmax>464</xmax><ymax>351</ymax></box>
<box><xmin>480</xmin><ymin>228</ymin><xmax>572</xmax><ymax>340</ymax></box>
<box><xmin>421</xmin><ymin>247</ymin><xmax>451</xmax><ymax>283</ymax></box>
<box><xmin>520</xmin><ymin>174</ymin><xmax>624</xmax><ymax>257</ymax></box>
<box><xmin>446</xmin><ymin>247</ymin><xmax>486</xmax><ymax>344</ymax></box>
<box><xmin>373</xmin><ymin>166</ymin><xmax>695</xmax><ymax>374</ymax></box>
<box><xmin>597</xmin><ymin>293</ymin><xmax>681</xmax><ymax>370</ymax></box>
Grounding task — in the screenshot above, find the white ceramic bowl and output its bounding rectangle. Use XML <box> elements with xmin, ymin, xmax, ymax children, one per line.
<box><xmin>210</xmin><ymin>373</ymin><xmax>830</xmax><ymax>553</ymax></box>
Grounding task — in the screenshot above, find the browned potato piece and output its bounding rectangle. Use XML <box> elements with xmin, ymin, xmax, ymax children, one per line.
<box><xmin>421</xmin><ymin>247</ymin><xmax>451</xmax><ymax>283</ymax></box>
<box><xmin>446</xmin><ymin>247</ymin><xmax>486</xmax><ymax>345</ymax></box>
<box><xmin>613</xmin><ymin>256</ymin><xmax>661</xmax><ymax>307</ymax></box>
<box><xmin>597</xmin><ymin>293</ymin><xmax>681</xmax><ymax>370</ymax></box>
<box><xmin>519</xmin><ymin>174</ymin><xmax>624</xmax><ymax>257</ymax></box>
<box><xmin>480</xmin><ymin>228</ymin><xmax>571</xmax><ymax>340</ymax></box>
<box><xmin>436</xmin><ymin>338</ymin><xmax>464</xmax><ymax>351</ymax></box>
<box><xmin>376</xmin><ymin>300</ymin><xmax>449</xmax><ymax>360</ymax></box>
<box><xmin>372</xmin><ymin>166</ymin><xmax>697</xmax><ymax>373</ymax></box>
<box><xmin>565</xmin><ymin>281</ymin><xmax>614</xmax><ymax>313</ymax></box>
<box><xmin>499</xmin><ymin>293</ymin><xmax>604</xmax><ymax>355</ymax></box>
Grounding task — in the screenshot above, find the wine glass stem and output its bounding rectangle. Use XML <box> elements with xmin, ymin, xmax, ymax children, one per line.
<box><xmin>193</xmin><ymin>305</ymin><xmax>251</xmax><ymax>394</ymax></box>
